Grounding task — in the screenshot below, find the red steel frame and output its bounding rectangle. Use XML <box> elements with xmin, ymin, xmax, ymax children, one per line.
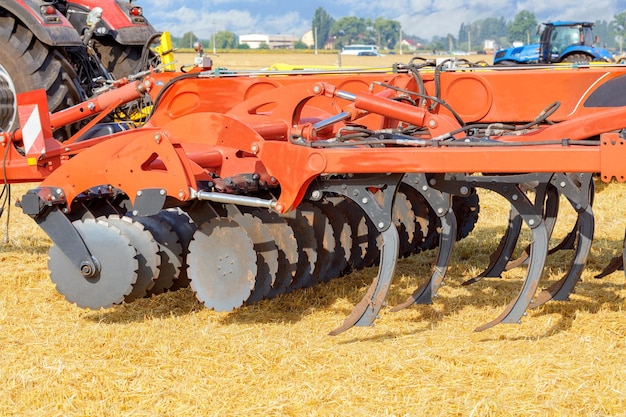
<box><xmin>2</xmin><ymin>65</ymin><xmax>626</xmax><ymax>213</ymax></box>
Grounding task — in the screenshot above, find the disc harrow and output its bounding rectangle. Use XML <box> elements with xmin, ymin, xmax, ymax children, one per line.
<box><xmin>5</xmin><ymin>59</ymin><xmax>626</xmax><ymax>335</ymax></box>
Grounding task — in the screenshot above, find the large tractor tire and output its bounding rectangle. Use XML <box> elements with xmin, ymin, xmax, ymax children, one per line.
<box><xmin>93</xmin><ymin>37</ymin><xmax>158</xmax><ymax>80</ymax></box>
<box><xmin>0</xmin><ymin>14</ymin><xmax>84</xmax><ymax>136</ymax></box>
<box><xmin>560</xmin><ymin>53</ymin><xmax>593</xmax><ymax>64</ymax></box>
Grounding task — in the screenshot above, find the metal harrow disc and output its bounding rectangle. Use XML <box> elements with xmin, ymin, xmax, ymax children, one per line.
<box><xmin>396</xmin><ymin>183</ymin><xmax>429</xmax><ymax>257</ymax></box>
<box><xmin>246</xmin><ymin>208</ymin><xmax>298</xmax><ymax>298</ymax></box>
<box><xmin>299</xmin><ymin>202</ymin><xmax>336</xmax><ymax>285</ymax></box>
<box><xmin>48</xmin><ymin>218</ymin><xmax>138</xmax><ymax>309</ymax></box>
<box><xmin>285</xmin><ymin>209</ymin><xmax>318</xmax><ymax>290</ymax></box>
<box><xmin>331</xmin><ymin>197</ymin><xmax>370</xmax><ymax>272</ymax></box>
<box><xmin>313</xmin><ymin>199</ymin><xmax>352</xmax><ymax>281</ymax></box>
<box><xmin>404</xmin><ymin>188</ymin><xmax>439</xmax><ymax>252</ymax></box>
<box><xmin>103</xmin><ymin>215</ymin><xmax>161</xmax><ymax>303</ymax></box>
<box><xmin>157</xmin><ymin>208</ymin><xmax>198</xmax><ymax>291</ymax></box>
<box><xmin>188</xmin><ymin>217</ymin><xmax>257</xmax><ymax>311</ymax></box>
<box><xmin>230</xmin><ymin>211</ymin><xmax>279</xmax><ymax>304</ymax></box>
<box><xmin>393</xmin><ymin>189</ymin><xmax>417</xmax><ymax>258</ymax></box>
<box><xmin>134</xmin><ymin>215</ymin><xmax>184</xmax><ymax>296</ymax></box>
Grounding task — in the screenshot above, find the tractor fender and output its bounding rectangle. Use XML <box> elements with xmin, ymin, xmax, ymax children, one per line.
<box><xmin>66</xmin><ymin>0</ymin><xmax>156</xmax><ymax>46</ymax></box>
<box><xmin>0</xmin><ymin>0</ymin><xmax>83</xmax><ymax>46</ymax></box>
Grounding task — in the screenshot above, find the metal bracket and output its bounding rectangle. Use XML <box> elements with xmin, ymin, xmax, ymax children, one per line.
<box><xmin>131</xmin><ymin>188</ymin><xmax>167</xmax><ymax>216</ymax></box>
<box><xmin>19</xmin><ymin>186</ymin><xmax>67</xmax><ymax>217</ymax></box>
<box><xmin>310</xmin><ymin>173</ymin><xmax>404</xmax><ymax>232</ymax></box>
<box><xmin>600</xmin><ymin>132</ymin><xmax>626</xmax><ymax>183</ymax></box>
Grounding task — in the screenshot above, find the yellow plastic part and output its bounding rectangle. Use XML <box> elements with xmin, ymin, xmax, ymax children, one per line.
<box><xmin>155</xmin><ymin>31</ymin><xmax>176</xmax><ymax>71</ymax></box>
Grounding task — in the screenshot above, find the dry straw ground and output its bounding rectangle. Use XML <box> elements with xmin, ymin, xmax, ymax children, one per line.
<box><xmin>174</xmin><ymin>50</ymin><xmax>492</xmax><ymax>70</ymax></box>
<box><xmin>1</xmin><ymin>53</ymin><xmax>625</xmax><ymax>416</ymax></box>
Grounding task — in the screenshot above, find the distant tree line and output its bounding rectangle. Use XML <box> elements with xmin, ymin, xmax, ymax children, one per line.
<box><xmin>170</xmin><ymin>9</ymin><xmax>626</xmax><ymax>53</ymax></box>
<box><xmin>452</xmin><ymin>10</ymin><xmax>626</xmax><ymax>52</ymax></box>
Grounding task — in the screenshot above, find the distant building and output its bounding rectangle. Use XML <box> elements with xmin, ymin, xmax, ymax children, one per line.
<box><xmin>301</xmin><ymin>29</ymin><xmax>334</xmax><ymax>50</ymax></box>
<box><xmin>239</xmin><ymin>34</ymin><xmax>297</xmax><ymax>49</ymax></box>
<box><xmin>302</xmin><ymin>30</ymin><xmax>314</xmax><ymax>48</ymax></box>
<box><xmin>484</xmin><ymin>39</ymin><xmax>496</xmax><ymax>53</ymax></box>
<box><xmin>400</xmin><ymin>38</ymin><xmax>420</xmax><ymax>51</ymax></box>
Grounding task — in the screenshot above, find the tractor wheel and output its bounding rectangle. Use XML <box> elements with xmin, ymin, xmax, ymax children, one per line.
<box><xmin>0</xmin><ymin>63</ymin><xmax>17</xmax><ymax>133</ymax></box>
<box><xmin>561</xmin><ymin>53</ymin><xmax>593</xmax><ymax>64</ymax></box>
<box><xmin>92</xmin><ymin>37</ymin><xmax>158</xmax><ymax>80</ymax></box>
<box><xmin>494</xmin><ymin>60</ymin><xmax>518</xmax><ymax>66</ymax></box>
<box><xmin>0</xmin><ymin>14</ymin><xmax>84</xmax><ymax>136</ymax></box>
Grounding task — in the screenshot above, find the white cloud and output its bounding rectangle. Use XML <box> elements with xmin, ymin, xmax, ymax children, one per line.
<box><xmin>140</xmin><ymin>0</ymin><xmax>625</xmax><ymax>40</ymax></box>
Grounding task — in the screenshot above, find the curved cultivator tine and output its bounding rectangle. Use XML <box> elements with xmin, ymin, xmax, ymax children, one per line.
<box><xmin>474</xmin><ymin>222</ymin><xmax>548</xmax><ymax>331</ymax></box>
<box><xmin>391</xmin><ymin>210</ymin><xmax>456</xmax><ymax>310</ymax></box>
<box><xmin>530</xmin><ymin>204</ymin><xmax>594</xmax><ymax>307</ymax></box>
<box><xmin>317</xmin><ymin>174</ymin><xmax>403</xmax><ymax>335</ymax></box>
<box><xmin>464</xmin><ymin>207</ymin><xmax>522</xmax><ymax>285</ymax></box>
<box><xmin>389</xmin><ymin>173</ymin><xmax>458</xmax><ymax>311</ymax></box>
<box><xmin>504</xmin><ymin>184</ymin><xmax>560</xmax><ymax>270</ymax></box>
<box><xmin>530</xmin><ymin>174</ymin><xmax>595</xmax><ymax>306</ymax></box>
<box><xmin>329</xmin><ymin>225</ymin><xmax>399</xmax><ymax>335</ymax></box>
<box><xmin>463</xmin><ymin>175</ymin><xmax>550</xmax><ymax>332</ymax></box>
<box><xmin>595</xmin><ymin>230</ymin><xmax>626</xmax><ymax>279</ymax></box>
<box><xmin>595</xmin><ymin>253</ymin><xmax>625</xmax><ymax>278</ymax></box>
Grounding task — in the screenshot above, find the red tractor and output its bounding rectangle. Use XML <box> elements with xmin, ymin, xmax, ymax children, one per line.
<box><xmin>0</xmin><ymin>0</ymin><xmax>158</xmax><ymax>135</ymax></box>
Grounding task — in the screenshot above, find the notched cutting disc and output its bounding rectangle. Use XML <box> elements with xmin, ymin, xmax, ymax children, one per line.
<box><xmin>188</xmin><ymin>217</ymin><xmax>257</xmax><ymax>311</ymax></box>
<box><xmin>48</xmin><ymin>218</ymin><xmax>139</xmax><ymax>309</ymax></box>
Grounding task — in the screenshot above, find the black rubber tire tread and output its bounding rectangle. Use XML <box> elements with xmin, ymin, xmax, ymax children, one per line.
<box><xmin>560</xmin><ymin>53</ymin><xmax>593</xmax><ymax>64</ymax></box>
<box><xmin>92</xmin><ymin>37</ymin><xmax>155</xmax><ymax>79</ymax></box>
<box><xmin>0</xmin><ymin>14</ymin><xmax>83</xmax><ymax>117</ymax></box>
<box><xmin>452</xmin><ymin>190</ymin><xmax>480</xmax><ymax>241</ymax></box>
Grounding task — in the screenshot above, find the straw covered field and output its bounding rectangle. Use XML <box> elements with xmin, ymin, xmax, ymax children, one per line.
<box><xmin>174</xmin><ymin>50</ymin><xmax>492</xmax><ymax>70</ymax></box>
<box><xmin>1</xmin><ymin>53</ymin><xmax>626</xmax><ymax>416</ymax></box>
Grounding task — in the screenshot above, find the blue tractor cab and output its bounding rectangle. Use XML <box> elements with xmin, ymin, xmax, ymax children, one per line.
<box><xmin>494</xmin><ymin>21</ymin><xmax>613</xmax><ymax>65</ymax></box>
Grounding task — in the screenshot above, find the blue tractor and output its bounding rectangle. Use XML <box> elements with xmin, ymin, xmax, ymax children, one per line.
<box><xmin>493</xmin><ymin>21</ymin><xmax>613</xmax><ymax>65</ymax></box>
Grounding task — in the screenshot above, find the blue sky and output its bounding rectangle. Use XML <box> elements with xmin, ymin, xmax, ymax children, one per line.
<box><xmin>138</xmin><ymin>0</ymin><xmax>626</xmax><ymax>40</ymax></box>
